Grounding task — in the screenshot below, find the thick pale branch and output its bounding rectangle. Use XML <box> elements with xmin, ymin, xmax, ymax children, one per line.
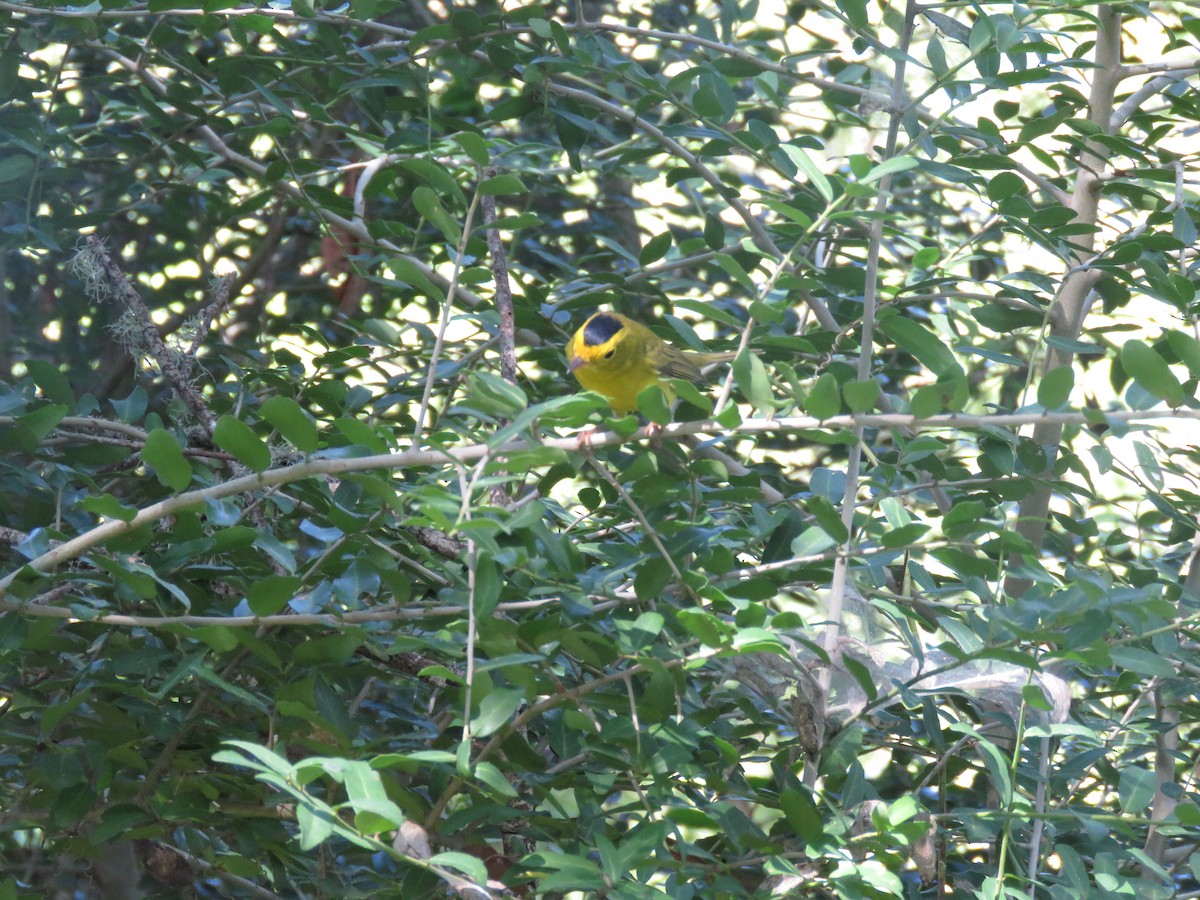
<box><xmin>1118</xmin><ymin>59</ymin><xmax>1200</xmax><ymax>80</ymax></box>
<box><xmin>1111</xmin><ymin>74</ymin><xmax>1193</xmax><ymax>130</ymax></box>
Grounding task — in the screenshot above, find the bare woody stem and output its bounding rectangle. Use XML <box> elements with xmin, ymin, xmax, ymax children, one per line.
<box><xmin>1005</xmin><ymin>4</ymin><xmax>1123</xmax><ymax>597</ymax></box>
<box><xmin>80</xmin><ymin>236</ymin><xmax>218</xmax><ymax>435</ymax></box>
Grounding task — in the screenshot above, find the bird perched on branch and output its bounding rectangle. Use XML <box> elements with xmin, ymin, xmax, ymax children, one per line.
<box><xmin>565</xmin><ymin>311</ymin><xmax>736</xmax><ymax>414</ymax></box>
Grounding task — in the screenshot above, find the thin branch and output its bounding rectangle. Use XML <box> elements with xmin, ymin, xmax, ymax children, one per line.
<box><xmin>0</xmin><ymin>0</ymin><xmax>412</xmax><ymax>36</ymax></box>
<box><xmin>182</xmin><ymin>272</ymin><xmax>236</xmax><ymax>365</ymax></box>
<box><xmin>1</xmin><ymin>404</ymin><xmax>1194</xmax><ymax>595</ymax></box>
<box><xmin>821</xmin><ymin>0</ymin><xmax>919</xmax><ymax>771</ymax></box>
<box><xmin>412</xmin><ymin>186</ymin><xmax>483</xmax><ymax>442</ymax></box>
<box><xmin>482</xmin><ymin>167</ymin><xmax>517</xmax><ymax>387</ymax></box>
<box><xmin>0</xmin><ymin>415</ymin><xmax>149</xmax><ymax>441</ymax></box>
<box><xmin>93</xmin><ymin>47</ymin><xmax>485</xmax><ymax>311</ymax></box>
<box><xmin>0</xmin><ymin>598</ymin><xmax>558</xmax><ymax>628</ymax></box>
<box><xmin>587</xmin><ymin>456</ymin><xmax>685</xmax><ymax>588</ymax></box>
<box><xmin>482</xmin><ymin>165</ymin><xmax>518</xmax><ymax>507</ymax></box>
<box><xmin>1118</xmin><ymin>59</ymin><xmax>1200</xmax><ymax>80</ymax></box>
<box><xmin>423</xmin><ymin>653</ymin><xmax>692</xmax><ymax>828</ymax></box>
<box><xmin>542</xmin><ymin>80</ymin><xmax>840</xmax><ymax>333</ymax></box>
<box><xmin>75</xmin><ymin>237</ymin><xmax>218</xmax><ymax>434</ymax></box>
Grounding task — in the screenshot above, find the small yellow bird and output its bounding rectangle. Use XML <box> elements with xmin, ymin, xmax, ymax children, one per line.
<box><xmin>565</xmin><ymin>311</ymin><xmax>736</xmax><ymax>414</ymax></box>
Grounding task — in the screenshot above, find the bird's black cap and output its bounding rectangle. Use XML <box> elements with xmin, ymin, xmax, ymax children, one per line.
<box><xmin>582</xmin><ymin>313</ymin><xmax>625</xmax><ymax>347</ymax></box>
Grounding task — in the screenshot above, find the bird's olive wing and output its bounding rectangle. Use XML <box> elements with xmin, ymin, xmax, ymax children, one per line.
<box><xmin>654</xmin><ymin>347</ymin><xmax>706</xmax><ymax>384</ymax></box>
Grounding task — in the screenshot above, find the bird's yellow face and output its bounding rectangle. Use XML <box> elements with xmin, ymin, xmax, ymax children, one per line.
<box><xmin>566</xmin><ymin>312</ymin><xmax>661</xmax><ymax>414</ymax></box>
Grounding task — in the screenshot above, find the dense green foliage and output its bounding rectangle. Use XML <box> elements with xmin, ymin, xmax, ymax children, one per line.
<box><xmin>2</xmin><ymin>1</ymin><xmax>1200</xmax><ymax>897</ymax></box>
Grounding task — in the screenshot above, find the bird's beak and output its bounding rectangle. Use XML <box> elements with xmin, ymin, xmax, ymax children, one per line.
<box><xmin>568</xmin><ymin>356</ymin><xmax>586</xmax><ymax>374</ymax></box>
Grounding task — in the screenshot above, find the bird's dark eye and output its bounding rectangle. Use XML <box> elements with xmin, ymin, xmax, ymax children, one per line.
<box><xmin>604</xmin><ymin>349</ymin><xmax>615</xmax><ymax>359</ymax></box>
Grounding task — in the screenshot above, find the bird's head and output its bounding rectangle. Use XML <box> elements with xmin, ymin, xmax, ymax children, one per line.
<box><xmin>568</xmin><ymin>312</ymin><xmax>631</xmax><ymax>375</ymax></box>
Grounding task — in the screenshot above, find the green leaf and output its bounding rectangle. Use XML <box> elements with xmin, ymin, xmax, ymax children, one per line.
<box><xmin>469</xmin><ymin>371</ymin><xmax>527</xmax><ymax>417</ymax></box>
<box><xmin>970</xmin><ymin>733</ymin><xmax>1013</xmax><ymax>803</ymax></box>
<box><xmin>479</xmin><ymin>174</ymin><xmax>526</xmax><ymax>196</ymax></box>
<box><xmin>213</xmin><ymin>415</ymin><xmax>272</xmax><ymax>472</ymax></box>
<box><xmin>878</xmin><ymin>316</ymin><xmax>960</xmax><ymax>377</ymax></box>
<box><xmin>733</xmin><ymin>351</ymin><xmax>772</xmax><ymax>412</ymax></box>
<box><xmin>731</xmin><ymin>627</ymin><xmax>785</xmax><ymax>653</ymax></box>
<box><xmin>676</xmin><ymin>608</ymin><xmax>730</xmax><ymax>647</ymax></box>
<box><xmin>453</xmin><ymin>131</ymin><xmax>489</xmax><ymax>167</ymax></box>
<box><xmin>471</xmin><ymin>687</ymin><xmax>524</xmax><ymax>738</ymax></box>
<box><xmin>911</xmin><ymin>376</ymin><xmax>968</xmax><ymax>417</ymax></box>
<box><xmin>1121</xmin><ymin>339</ymin><xmax>1186</xmax><ymax>406</ymax></box>
<box><xmin>429</xmin><ymin>852</ymin><xmax>489</xmax><ymax>887</ymax></box>
<box><xmin>987</xmin><ymin>171</ymin><xmax>1027</xmax><ymax>201</ymax></box>
<box><xmin>24</xmin><ymin>360</ymin><xmax>74</xmax><ymax>407</ymax></box>
<box><xmin>292</xmin><ymin>634</ymin><xmax>363</xmax><ymax>665</ymax></box>
<box><xmin>342</xmin><ymin>759</ymin><xmax>403</xmax><ymax>819</ymax></box>
<box><xmin>245</xmin><ymin>575</ymin><xmax>302</xmax><ymax>616</ymax></box>
<box><xmin>912</xmin><ymin>246</ymin><xmax>940</xmax><ymax>269</ymax></box>
<box><xmin>704</xmin><ymin>211</ymin><xmax>725</xmax><ymax>250</ymax></box>
<box><xmin>0</xmin><ymin>614</ymin><xmax>29</xmax><ymax>652</ymax></box>
<box><xmin>1036</xmin><ymin>365</ymin><xmax>1074</xmax><ymax>409</ymax></box>
<box><xmin>694</xmin><ymin>69</ymin><xmax>735</xmax><ymax>121</ymax></box>
<box><xmin>141</xmin><ymin>428</ymin><xmax>193</xmax><ymax>492</ymax></box>
<box><xmin>1177</xmin><ymin>803</ymin><xmax>1200</xmax><ymax>826</ymax></box>
<box><xmin>0</xmin><ymin>154</ymin><xmax>34</xmax><ymax>184</ymax></box>
<box><xmin>216</xmin><ymin>740</ymin><xmax>295</xmax><ymax>777</ymax></box>
<box><xmin>634</xmin><ymin>559</ymin><xmax>672</xmax><ymax>603</ymax></box>
<box><xmin>712</xmin><ymin>252</ymin><xmax>757</xmax><ymax>293</ymax></box>
<box><xmin>1109</xmin><ymin>646</ymin><xmax>1176</xmax><ymax>677</ymax></box>
<box><xmin>636</xmin><ymin>383</ymin><xmax>672</xmax><ymax>425</ymax></box>
<box><xmin>778</xmin><ymin>143</ymin><xmax>833</xmax><ymax>203</ymax></box>
<box><xmin>1022</xmin><ymin>684</ymin><xmax>1052</xmax><ymax>711</ymax></box>
<box><xmin>1118</xmin><ymin>765</ymin><xmax>1158</xmax><ymax>814</ymax></box>
<box><xmin>473</xmin><ymin>551</ymin><xmax>502</xmax><ymax>615</ymax></box>
<box><xmin>399</xmin><ymin>158</ymin><xmax>465</xmax><ymax>204</ymax></box>
<box><xmin>840</xmin><ymin>0</ymin><xmax>869</xmax><ymax>29</ymax></box>
<box><xmin>860</xmin><ymin>156</ymin><xmax>918</xmax><ymax>184</ymax></box>
<box><xmin>111</xmin><ymin>386</ymin><xmax>148</xmax><ymax>423</ymax></box>
<box><xmin>1166</xmin><ymin>330</ymin><xmax>1200</xmax><ymax>379</ymax></box>
<box><xmin>2</xmin><ymin>403</ymin><xmax>67</xmax><ymax>451</ymax></box>
<box><xmin>807</xmin><ymin>495</ymin><xmax>848</xmax><ymax>542</ymax></box>
<box><xmin>780</xmin><ymin>787</ymin><xmax>824</xmax><ymax>841</ymax></box>
<box><xmin>260</xmin><ymin>396</ymin><xmax>319</xmax><ymax>454</ymax></box>
<box><xmin>80</xmin><ymin>494</ymin><xmax>139</xmax><ymax>522</ymax></box>
<box><xmin>295</xmin><ymin>803</ymin><xmax>336</xmax><ymax>850</ymax></box>
<box><xmin>803</xmin><ymin>372</ymin><xmax>841</xmax><ymax>419</ymax></box>
<box><xmin>639</xmin><ymin>231</ymin><xmax>673</xmax><ymax>266</ymax></box>
<box><xmin>412</xmin><ymin>186</ymin><xmax>462</xmax><ymax>243</ymax></box>
<box><xmin>881</xmin><ymin>522</ymin><xmax>930</xmax><ymax>548</ymax></box>
<box><xmin>474</xmin><ymin>760</ymin><xmax>519</xmax><ymax>798</ymax></box>
<box><xmin>524</xmin><ymin>852</ymin><xmax>605</xmax><ymax>892</ymax></box>
<box><xmin>241</xmin><ymin>13</ymin><xmax>274</xmax><ymax>34</ymax></box>
<box><xmin>387</xmin><ymin>257</ymin><xmax>442</xmax><ymax>296</ymax></box>
<box><xmin>843</xmin><ymin>378</ymin><xmax>879</xmax><ymax>413</ymax></box>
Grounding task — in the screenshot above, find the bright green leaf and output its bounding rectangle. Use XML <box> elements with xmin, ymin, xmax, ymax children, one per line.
<box><xmin>260</xmin><ymin>396</ymin><xmax>319</xmax><ymax>454</ymax></box>
<box><xmin>1121</xmin><ymin>339</ymin><xmax>1186</xmax><ymax>406</ymax></box>
<box><xmin>213</xmin><ymin>415</ymin><xmax>272</xmax><ymax>472</ymax></box>
<box><xmin>1036</xmin><ymin>365</ymin><xmax>1074</xmax><ymax>409</ymax></box>
<box><xmin>141</xmin><ymin>428</ymin><xmax>193</xmax><ymax>492</ymax></box>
